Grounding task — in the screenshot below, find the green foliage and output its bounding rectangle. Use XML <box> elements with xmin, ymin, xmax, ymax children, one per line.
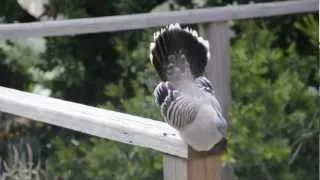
<box><xmin>0</xmin><ymin>41</ymin><xmax>34</xmax><ymax>90</ymax></box>
<box><xmin>294</xmin><ymin>15</ymin><xmax>319</xmax><ymax>47</ymax></box>
<box><xmin>83</xmin><ymin>140</ymin><xmax>162</xmax><ymax>180</ymax></box>
<box><xmin>225</xmin><ymin>20</ymin><xmax>319</xmax><ymax>180</ymax></box>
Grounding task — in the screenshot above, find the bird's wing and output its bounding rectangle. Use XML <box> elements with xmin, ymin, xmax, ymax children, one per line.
<box><xmin>153</xmin><ymin>81</ymin><xmax>199</xmax><ymax>129</ymax></box>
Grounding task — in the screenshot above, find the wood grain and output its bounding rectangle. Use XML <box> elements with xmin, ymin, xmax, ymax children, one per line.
<box><xmin>163</xmin><ymin>155</ymin><xmax>188</xmax><ymax>180</ymax></box>
<box><xmin>187</xmin><ymin>155</ymin><xmax>222</xmax><ymax>180</ymax></box>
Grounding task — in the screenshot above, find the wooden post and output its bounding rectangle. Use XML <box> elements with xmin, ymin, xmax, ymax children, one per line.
<box><xmin>163</xmin><ymin>140</ymin><xmax>227</xmax><ymax>180</ymax></box>
<box><xmin>199</xmin><ymin>22</ymin><xmax>232</xmax><ymax>180</ymax></box>
<box><xmin>186</xmin><ymin>140</ymin><xmax>227</xmax><ymax>180</ymax></box>
<box><xmin>162</xmin><ymin>21</ymin><xmax>231</xmax><ymax>180</ymax></box>
<box><xmin>163</xmin><ymin>155</ymin><xmax>187</xmax><ymax>180</ymax></box>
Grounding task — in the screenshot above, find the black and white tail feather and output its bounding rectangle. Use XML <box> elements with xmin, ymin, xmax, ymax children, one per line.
<box><xmin>150</xmin><ymin>23</ymin><xmax>227</xmax><ymax>151</ymax></box>
<box><xmin>150</xmin><ymin>23</ymin><xmax>210</xmax><ymax>81</ymax></box>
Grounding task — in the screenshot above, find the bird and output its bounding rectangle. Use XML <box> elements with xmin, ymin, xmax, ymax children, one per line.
<box><xmin>149</xmin><ymin>23</ymin><xmax>228</xmax><ymax>151</ymax></box>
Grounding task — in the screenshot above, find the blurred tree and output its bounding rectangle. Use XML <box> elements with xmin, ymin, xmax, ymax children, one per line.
<box><xmin>41</xmin><ymin>0</ymin><xmax>166</xmax><ymax>105</ymax></box>
<box><xmin>225</xmin><ymin>20</ymin><xmax>318</xmax><ymax>180</ymax></box>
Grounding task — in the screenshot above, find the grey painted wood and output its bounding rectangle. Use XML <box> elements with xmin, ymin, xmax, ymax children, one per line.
<box><xmin>0</xmin><ymin>0</ymin><xmax>317</xmax><ymax>39</ymax></box>
<box><xmin>0</xmin><ymin>86</ymin><xmax>188</xmax><ymax>158</ymax></box>
<box><xmin>163</xmin><ymin>155</ymin><xmax>187</xmax><ymax>180</ymax></box>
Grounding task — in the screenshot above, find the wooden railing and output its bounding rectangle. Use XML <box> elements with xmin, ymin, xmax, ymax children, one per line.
<box><xmin>0</xmin><ymin>1</ymin><xmax>317</xmax><ymax>180</ymax></box>
<box><xmin>0</xmin><ymin>0</ymin><xmax>316</xmax><ymax>39</ymax></box>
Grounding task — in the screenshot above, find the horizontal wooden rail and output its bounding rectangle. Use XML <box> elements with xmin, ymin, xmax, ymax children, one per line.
<box><xmin>0</xmin><ymin>86</ymin><xmax>188</xmax><ymax>158</ymax></box>
<box><xmin>0</xmin><ymin>0</ymin><xmax>317</xmax><ymax>39</ymax></box>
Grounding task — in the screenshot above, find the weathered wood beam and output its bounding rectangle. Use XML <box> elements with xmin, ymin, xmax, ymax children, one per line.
<box><xmin>0</xmin><ymin>0</ymin><xmax>317</xmax><ymax>39</ymax></box>
<box><xmin>0</xmin><ymin>86</ymin><xmax>188</xmax><ymax>158</ymax></box>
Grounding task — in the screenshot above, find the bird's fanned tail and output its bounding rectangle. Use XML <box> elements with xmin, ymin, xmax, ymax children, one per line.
<box><xmin>149</xmin><ymin>24</ymin><xmax>211</xmax><ymax>81</ymax></box>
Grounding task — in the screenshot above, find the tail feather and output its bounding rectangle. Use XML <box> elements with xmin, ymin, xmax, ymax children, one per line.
<box><xmin>150</xmin><ymin>23</ymin><xmax>210</xmax><ymax>81</ymax></box>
